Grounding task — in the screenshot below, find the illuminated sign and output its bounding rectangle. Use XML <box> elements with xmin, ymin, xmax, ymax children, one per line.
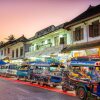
<box><xmin>85</xmin><ymin>48</ymin><xmax>99</xmax><ymax>56</ymax></box>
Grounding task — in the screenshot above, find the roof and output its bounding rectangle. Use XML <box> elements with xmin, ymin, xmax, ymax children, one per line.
<box><xmin>0</xmin><ymin>35</ymin><xmax>28</xmax><ymax>48</ymax></box>
<box><xmin>65</xmin><ymin>4</ymin><xmax>100</xmax><ymax>28</ymax></box>
<box><xmin>29</xmin><ymin>22</ymin><xmax>68</xmax><ymax>41</ymax></box>
<box><xmin>29</xmin><ymin>25</ymin><xmax>55</xmax><ymax>40</ymax></box>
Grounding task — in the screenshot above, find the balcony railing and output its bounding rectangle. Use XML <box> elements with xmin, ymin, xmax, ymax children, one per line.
<box><xmin>38</xmin><ymin>43</ymin><xmax>52</xmax><ymax>50</ymax></box>
<box><xmin>25</xmin><ymin>44</ymin><xmax>66</xmax><ymax>58</ymax></box>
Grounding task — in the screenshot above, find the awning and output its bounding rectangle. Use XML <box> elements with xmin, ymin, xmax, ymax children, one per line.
<box><xmin>29</xmin><ymin>62</ymin><xmax>50</xmax><ymax>67</ymax></box>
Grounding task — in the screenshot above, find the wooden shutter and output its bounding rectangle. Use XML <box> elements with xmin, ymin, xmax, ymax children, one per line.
<box><xmin>99</xmin><ymin>23</ymin><xmax>100</xmax><ymax>35</ymax></box>
<box><xmin>73</xmin><ymin>31</ymin><xmax>75</xmax><ymax>42</ymax></box>
<box><xmin>89</xmin><ymin>25</ymin><xmax>93</xmax><ymax>37</ymax></box>
<box><xmin>81</xmin><ymin>28</ymin><xmax>84</xmax><ymax>40</ymax></box>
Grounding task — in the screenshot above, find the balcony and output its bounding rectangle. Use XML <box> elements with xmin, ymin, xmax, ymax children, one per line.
<box><xmin>38</xmin><ymin>43</ymin><xmax>52</xmax><ymax>50</ymax></box>
<box><xmin>25</xmin><ymin>44</ymin><xmax>65</xmax><ymax>58</ymax></box>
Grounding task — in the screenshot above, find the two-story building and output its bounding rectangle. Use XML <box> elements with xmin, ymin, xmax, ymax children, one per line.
<box><xmin>25</xmin><ymin>24</ymin><xmax>70</xmax><ymax>63</ymax></box>
<box><xmin>62</xmin><ymin>4</ymin><xmax>100</xmax><ymax>58</ymax></box>
<box><xmin>0</xmin><ymin>35</ymin><xmax>29</xmax><ymax>64</ymax></box>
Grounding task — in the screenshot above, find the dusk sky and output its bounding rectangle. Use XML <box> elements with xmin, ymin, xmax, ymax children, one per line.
<box><xmin>0</xmin><ymin>0</ymin><xmax>100</xmax><ymax>41</ymax></box>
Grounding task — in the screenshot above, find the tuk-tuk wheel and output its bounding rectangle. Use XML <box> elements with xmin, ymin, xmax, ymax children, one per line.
<box><xmin>30</xmin><ymin>80</ymin><xmax>33</xmax><ymax>84</ymax></box>
<box><xmin>17</xmin><ymin>76</ymin><xmax>20</xmax><ymax>80</ymax></box>
<box><xmin>38</xmin><ymin>82</ymin><xmax>40</xmax><ymax>84</ymax></box>
<box><xmin>5</xmin><ymin>73</ymin><xmax>8</xmax><ymax>77</ymax></box>
<box><xmin>40</xmin><ymin>82</ymin><xmax>44</xmax><ymax>86</ymax></box>
<box><xmin>53</xmin><ymin>84</ymin><xmax>57</xmax><ymax>87</ymax></box>
<box><xmin>62</xmin><ymin>86</ymin><xmax>67</xmax><ymax>92</ymax></box>
<box><xmin>24</xmin><ymin>76</ymin><xmax>28</xmax><ymax>81</ymax></box>
<box><xmin>77</xmin><ymin>87</ymin><xmax>87</xmax><ymax>100</ymax></box>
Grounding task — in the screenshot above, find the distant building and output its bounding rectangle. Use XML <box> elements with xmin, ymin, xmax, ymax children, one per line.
<box><xmin>0</xmin><ymin>35</ymin><xmax>29</xmax><ymax>64</ymax></box>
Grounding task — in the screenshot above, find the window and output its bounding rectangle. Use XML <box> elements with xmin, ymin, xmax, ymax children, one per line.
<box><xmin>47</xmin><ymin>39</ymin><xmax>52</xmax><ymax>47</ymax></box>
<box><xmin>12</xmin><ymin>50</ymin><xmax>14</xmax><ymax>58</ymax></box>
<box><xmin>64</xmin><ymin>34</ymin><xmax>67</xmax><ymax>44</ymax></box>
<box><xmin>60</xmin><ymin>34</ymin><xmax>67</xmax><ymax>44</ymax></box>
<box><xmin>1</xmin><ymin>50</ymin><xmax>3</xmax><ymax>55</ymax></box>
<box><xmin>73</xmin><ymin>27</ymin><xmax>83</xmax><ymax>41</ymax></box>
<box><xmin>60</xmin><ymin>37</ymin><xmax>64</xmax><ymax>44</ymax></box>
<box><xmin>36</xmin><ymin>45</ymin><xmax>39</xmax><ymax>50</ymax></box>
<box><xmin>20</xmin><ymin>47</ymin><xmax>23</xmax><ymax>56</ymax></box>
<box><xmin>47</xmin><ymin>39</ymin><xmax>51</xmax><ymax>44</ymax></box>
<box><xmin>4</xmin><ymin>48</ymin><xmax>6</xmax><ymax>56</ymax></box>
<box><xmin>89</xmin><ymin>20</ymin><xmax>100</xmax><ymax>37</ymax></box>
<box><xmin>16</xmin><ymin>49</ymin><xmax>18</xmax><ymax>57</ymax></box>
<box><xmin>31</xmin><ymin>45</ymin><xmax>34</xmax><ymax>51</ymax></box>
<box><xmin>42</xmin><ymin>41</ymin><xmax>45</xmax><ymax>45</ymax></box>
<box><xmin>8</xmin><ymin>48</ymin><xmax>10</xmax><ymax>54</ymax></box>
<box><xmin>54</xmin><ymin>36</ymin><xmax>59</xmax><ymax>46</ymax></box>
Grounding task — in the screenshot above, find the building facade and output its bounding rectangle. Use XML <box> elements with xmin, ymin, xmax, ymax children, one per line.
<box><xmin>25</xmin><ymin>24</ymin><xmax>70</xmax><ymax>62</ymax></box>
<box><xmin>0</xmin><ymin>4</ymin><xmax>99</xmax><ymax>63</ymax></box>
<box><xmin>63</xmin><ymin>5</ymin><xmax>100</xmax><ymax>58</ymax></box>
<box><xmin>0</xmin><ymin>36</ymin><xmax>29</xmax><ymax>64</ymax></box>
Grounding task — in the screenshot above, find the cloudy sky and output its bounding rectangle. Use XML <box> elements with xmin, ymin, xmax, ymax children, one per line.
<box><xmin>0</xmin><ymin>0</ymin><xmax>100</xmax><ymax>41</ymax></box>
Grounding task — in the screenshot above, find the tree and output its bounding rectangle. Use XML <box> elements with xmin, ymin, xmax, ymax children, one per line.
<box><xmin>0</xmin><ymin>41</ymin><xmax>4</xmax><ymax>46</ymax></box>
<box><xmin>6</xmin><ymin>35</ymin><xmax>15</xmax><ymax>41</ymax></box>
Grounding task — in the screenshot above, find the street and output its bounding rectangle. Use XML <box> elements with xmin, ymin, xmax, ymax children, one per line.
<box><xmin>0</xmin><ymin>78</ymin><xmax>78</xmax><ymax>100</ymax></box>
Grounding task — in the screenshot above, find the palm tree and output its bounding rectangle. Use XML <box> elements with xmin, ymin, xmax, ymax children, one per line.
<box><xmin>6</xmin><ymin>35</ymin><xmax>15</xmax><ymax>42</ymax></box>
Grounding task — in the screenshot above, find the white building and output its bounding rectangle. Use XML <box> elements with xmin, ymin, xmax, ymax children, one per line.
<box><xmin>63</xmin><ymin>5</ymin><xmax>100</xmax><ymax>57</ymax></box>
<box><xmin>0</xmin><ymin>36</ymin><xmax>29</xmax><ymax>64</ymax></box>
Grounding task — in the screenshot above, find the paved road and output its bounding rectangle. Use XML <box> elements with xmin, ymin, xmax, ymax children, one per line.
<box><xmin>0</xmin><ymin>78</ymin><xmax>79</xmax><ymax>100</ymax></box>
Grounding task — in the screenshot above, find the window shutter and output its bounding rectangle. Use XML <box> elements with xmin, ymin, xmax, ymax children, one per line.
<box><xmin>99</xmin><ymin>23</ymin><xmax>100</xmax><ymax>35</ymax></box>
<box><xmin>81</xmin><ymin>28</ymin><xmax>84</xmax><ymax>40</ymax></box>
<box><xmin>73</xmin><ymin>31</ymin><xmax>75</xmax><ymax>42</ymax></box>
<box><xmin>89</xmin><ymin>25</ymin><xmax>93</xmax><ymax>37</ymax></box>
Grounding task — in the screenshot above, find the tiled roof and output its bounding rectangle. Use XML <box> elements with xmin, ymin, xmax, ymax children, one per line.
<box><xmin>29</xmin><ymin>22</ymin><xmax>68</xmax><ymax>41</ymax></box>
<box><xmin>65</xmin><ymin>4</ymin><xmax>100</xmax><ymax>27</ymax></box>
<box><xmin>29</xmin><ymin>25</ymin><xmax>55</xmax><ymax>40</ymax></box>
<box><xmin>0</xmin><ymin>35</ymin><xmax>28</xmax><ymax>48</ymax></box>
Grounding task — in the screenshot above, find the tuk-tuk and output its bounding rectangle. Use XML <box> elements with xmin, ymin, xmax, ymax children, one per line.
<box><xmin>29</xmin><ymin>62</ymin><xmax>64</xmax><ymax>87</ymax></box>
<box><xmin>62</xmin><ymin>56</ymin><xmax>100</xmax><ymax>100</ymax></box>
<box><xmin>17</xmin><ymin>64</ymin><xmax>31</xmax><ymax>81</ymax></box>
<box><xmin>0</xmin><ymin>64</ymin><xmax>19</xmax><ymax>77</ymax></box>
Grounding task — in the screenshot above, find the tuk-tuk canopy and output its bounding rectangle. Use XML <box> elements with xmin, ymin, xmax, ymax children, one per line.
<box><xmin>0</xmin><ymin>60</ymin><xmax>7</xmax><ymax>65</ymax></box>
<box><xmin>70</xmin><ymin>61</ymin><xmax>96</xmax><ymax>67</ymax></box>
<box><xmin>29</xmin><ymin>61</ymin><xmax>61</xmax><ymax>67</ymax></box>
<box><xmin>69</xmin><ymin>56</ymin><xmax>100</xmax><ymax>67</ymax></box>
<box><xmin>29</xmin><ymin>61</ymin><xmax>50</xmax><ymax>67</ymax></box>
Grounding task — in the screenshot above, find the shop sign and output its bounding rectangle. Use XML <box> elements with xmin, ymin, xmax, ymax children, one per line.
<box><xmin>72</xmin><ymin>50</ymin><xmax>86</xmax><ymax>57</ymax></box>
<box><xmin>85</xmin><ymin>48</ymin><xmax>99</xmax><ymax>56</ymax></box>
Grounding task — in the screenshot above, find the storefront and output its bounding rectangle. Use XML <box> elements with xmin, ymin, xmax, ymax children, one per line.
<box><xmin>62</xmin><ymin>40</ymin><xmax>100</xmax><ymax>59</ymax></box>
<box><xmin>72</xmin><ymin>48</ymin><xmax>100</xmax><ymax>57</ymax></box>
